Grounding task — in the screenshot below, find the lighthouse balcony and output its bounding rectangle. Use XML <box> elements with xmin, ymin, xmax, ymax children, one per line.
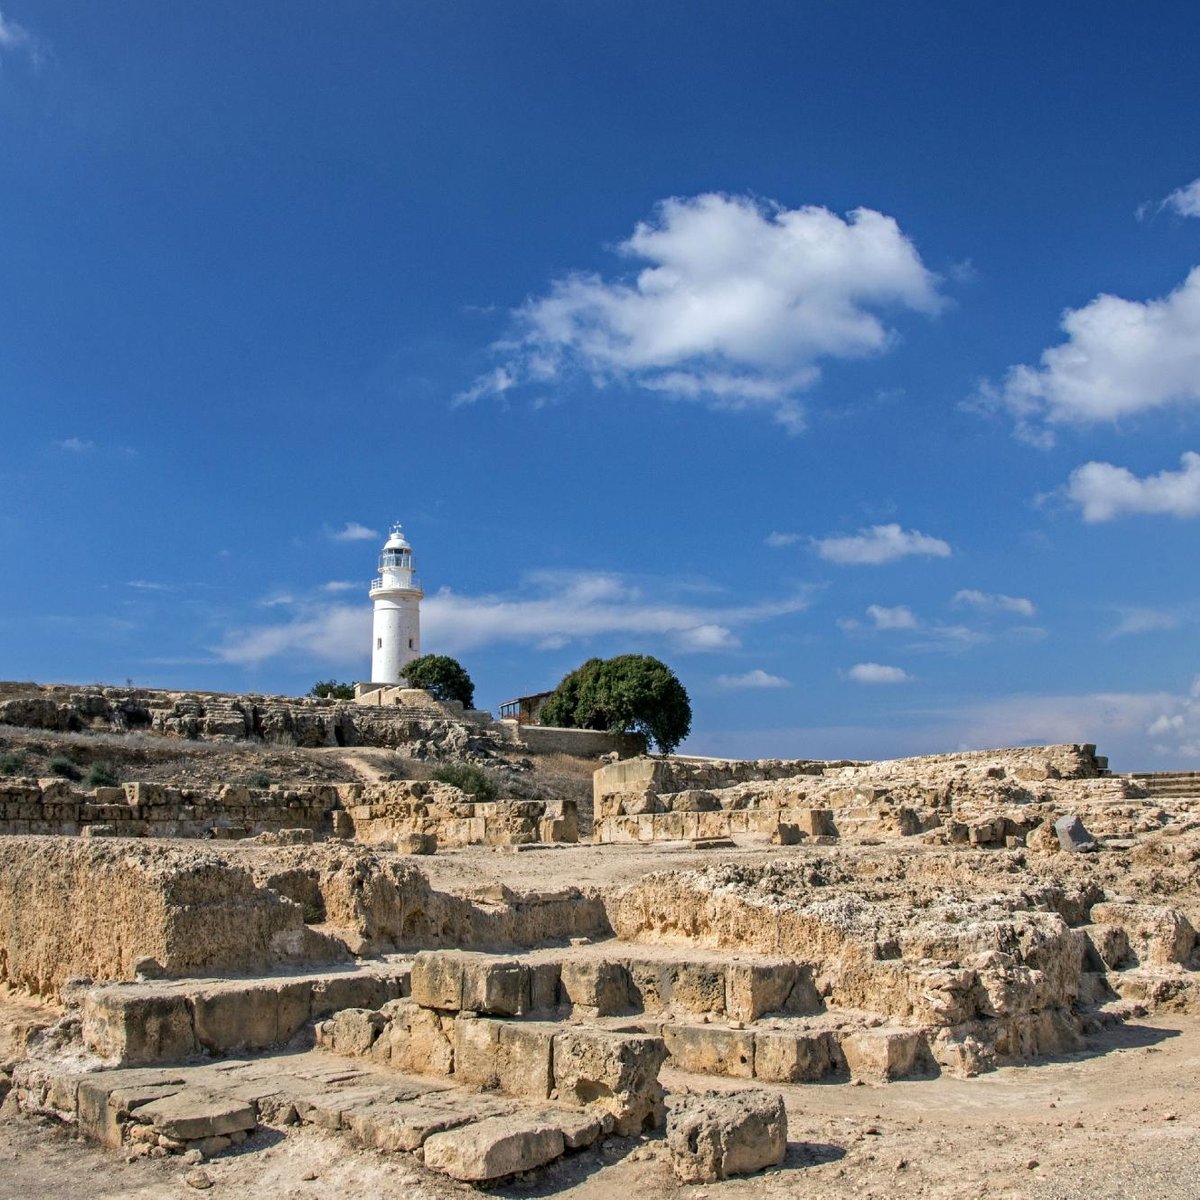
<box><xmin>370</xmin><ymin>575</ymin><xmax>423</xmax><ymax>595</ymax></box>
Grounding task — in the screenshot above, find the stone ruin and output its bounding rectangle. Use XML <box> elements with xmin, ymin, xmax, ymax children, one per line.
<box><xmin>2</xmin><ymin>684</ymin><xmax>1200</xmax><ymax>1186</ymax></box>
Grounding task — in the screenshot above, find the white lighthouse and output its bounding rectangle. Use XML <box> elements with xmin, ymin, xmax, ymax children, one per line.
<box><xmin>369</xmin><ymin>524</ymin><xmax>424</xmax><ymax>684</ymax></box>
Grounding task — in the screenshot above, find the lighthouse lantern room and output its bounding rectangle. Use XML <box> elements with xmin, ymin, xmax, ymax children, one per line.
<box><xmin>369</xmin><ymin>524</ymin><xmax>424</xmax><ymax>684</ymax></box>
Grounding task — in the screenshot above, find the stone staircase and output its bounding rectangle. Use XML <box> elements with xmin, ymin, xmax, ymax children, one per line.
<box><xmin>1127</xmin><ymin>771</ymin><xmax>1200</xmax><ymax>800</ymax></box>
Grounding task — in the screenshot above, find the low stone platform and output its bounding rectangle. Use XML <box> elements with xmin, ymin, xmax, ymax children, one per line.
<box><xmin>81</xmin><ymin>961</ymin><xmax>412</xmax><ymax>1065</ymax></box>
<box><xmin>15</xmin><ymin>1048</ymin><xmax>617</xmax><ymax>1181</ymax></box>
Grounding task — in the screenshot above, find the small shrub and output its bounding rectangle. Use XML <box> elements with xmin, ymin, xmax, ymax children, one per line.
<box><xmin>431</xmin><ymin>763</ymin><xmax>498</xmax><ymax>803</ymax></box>
<box><xmin>47</xmin><ymin>754</ymin><xmax>81</xmax><ymax>781</ymax></box>
<box><xmin>85</xmin><ymin>761</ymin><xmax>120</xmax><ymax>788</ymax></box>
<box><xmin>242</xmin><ymin>770</ymin><xmax>272</xmax><ymax>789</ymax></box>
<box><xmin>309</xmin><ymin>680</ymin><xmax>355</xmax><ymax>700</ymax></box>
<box><xmin>0</xmin><ymin>750</ymin><xmax>25</xmax><ymax>776</ymax></box>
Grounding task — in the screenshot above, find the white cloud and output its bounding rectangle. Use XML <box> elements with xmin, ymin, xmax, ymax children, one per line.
<box><xmin>322</xmin><ymin>580</ymin><xmax>359</xmax><ymax>593</ymax></box>
<box><xmin>1104</xmin><ymin>604</ymin><xmax>1190</xmax><ymax>639</ymax></box>
<box><xmin>56</xmin><ymin>437</ymin><xmax>94</xmax><ymax>452</ymax></box>
<box><xmin>674</xmin><ymin>623</ymin><xmax>739</xmax><ymax>652</ymax></box>
<box><xmin>328</xmin><ymin>522</ymin><xmax>379</xmax><ymax>542</ymax></box>
<box><xmin>815</xmin><ymin>524</ymin><xmax>951</xmax><ymax>565</ymax></box>
<box><xmin>1162</xmin><ymin>178</ymin><xmax>1200</xmax><ymax>219</ymax></box>
<box><xmin>866</xmin><ymin>603</ymin><xmax>918</xmax><ymax>630</ymax></box>
<box><xmin>952</xmin><ymin>589</ymin><xmax>1036</xmax><ymax>618</ymax></box>
<box><xmin>461</xmin><ymin>192</ymin><xmax>942</xmax><ymax>430</ymax></box>
<box><xmin>765</xmin><ymin>531</ymin><xmax>803</xmax><ymax>548</ymax></box>
<box><xmin>716</xmin><ymin>669</ymin><xmax>790</xmax><ymax>689</ymax></box>
<box><xmin>847</xmin><ymin>662</ymin><xmax>912</xmax><ymax>684</ymax></box>
<box><xmin>1066</xmin><ymin>451</ymin><xmax>1200</xmax><ymax>522</ymax></box>
<box><xmin>0</xmin><ymin>9</ymin><xmax>38</xmax><ymax>62</ymax></box>
<box><xmin>214</xmin><ymin>571</ymin><xmax>811</xmax><ymax>665</ymax></box>
<box><xmin>981</xmin><ymin>268</ymin><xmax>1200</xmax><ymax>445</ymax></box>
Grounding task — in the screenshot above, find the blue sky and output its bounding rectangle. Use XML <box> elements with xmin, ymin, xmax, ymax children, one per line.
<box><xmin>3</xmin><ymin>2</ymin><xmax>1200</xmax><ymax>769</ymax></box>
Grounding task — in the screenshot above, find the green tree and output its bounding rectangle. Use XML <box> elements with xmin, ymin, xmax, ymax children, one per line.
<box><xmin>309</xmin><ymin>680</ymin><xmax>355</xmax><ymax>700</ymax></box>
<box><xmin>404</xmin><ymin>654</ymin><xmax>476</xmax><ymax>708</ymax></box>
<box><xmin>541</xmin><ymin>654</ymin><xmax>691</xmax><ymax>754</ymax></box>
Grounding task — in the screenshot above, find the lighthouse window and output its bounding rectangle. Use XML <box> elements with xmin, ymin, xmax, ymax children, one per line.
<box><xmin>377</xmin><ymin>638</ymin><xmax>382</xmax><ymax>649</ymax></box>
<box><xmin>408</xmin><ymin>638</ymin><xmax>414</xmax><ymax>649</ymax></box>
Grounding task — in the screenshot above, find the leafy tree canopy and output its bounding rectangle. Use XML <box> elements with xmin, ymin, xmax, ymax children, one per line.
<box><xmin>309</xmin><ymin>679</ymin><xmax>355</xmax><ymax>700</ymax></box>
<box><xmin>405</xmin><ymin>654</ymin><xmax>476</xmax><ymax>708</ymax></box>
<box><xmin>540</xmin><ymin>654</ymin><xmax>691</xmax><ymax>754</ymax></box>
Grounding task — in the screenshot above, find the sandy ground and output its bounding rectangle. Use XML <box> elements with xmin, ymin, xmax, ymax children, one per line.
<box><xmin>4</xmin><ymin>1016</ymin><xmax>1200</xmax><ymax>1200</ymax></box>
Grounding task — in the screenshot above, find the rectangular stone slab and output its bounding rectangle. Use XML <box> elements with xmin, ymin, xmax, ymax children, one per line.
<box><xmin>132</xmin><ymin>1088</ymin><xmax>257</xmax><ymax>1140</ymax></box>
<box><xmin>423</xmin><ymin>1112</ymin><xmax>566</xmax><ymax>1181</ymax></box>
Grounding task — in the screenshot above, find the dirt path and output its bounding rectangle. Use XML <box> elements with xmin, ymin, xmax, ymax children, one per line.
<box><xmin>4</xmin><ymin>1017</ymin><xmax>1200</xmax><ymax>1200</ymax></box>
<box><xmin>323</xmin><ymin>747</ymin><xmax>394</xmax><ymax>786</ymax></box>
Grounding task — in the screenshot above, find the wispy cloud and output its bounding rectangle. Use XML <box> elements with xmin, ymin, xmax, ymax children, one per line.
<box><xmin>1066</xmin><ymin>451</ymin><xmax>1200</xmax><ymax>522</ymax></box>
<box><xmin>715</xmin><ymin>668</ymin><xmax>790</xmax><ymax>689</ymax></box>
<box><xmin>952</xmin><ymin>589</ymin><xmax>1036</xmax><ymax>618</ymax></box>
<box><xmin>814</xmin><ymin>524</ymin><xmax>951</xmax><ymax>565</ymax></box>
<box><xmin>126</xmin><ymin>580</ymin><xmax>174</xmax><ymax>593</ymax></box>
<box><xmin>459</xmin><ymin>192</ymin><xmax>942</xmax><ymax>431</ymax></box>
<box><xmin>322</xmin><ymin>580</ymin><xmax>359</xmax><ymax>593</ymax></box>
<box><xmin>847</xmin><ymin>662</ymin><xmax>912</xmax><ymax>684</ymax></box>
<box><xmin>56</xmin><ymin>437</ymin><xmax>95</xmax><ymax>453</ymax></box>
<box><xmin>214</xmin><ymin>570</ymin><xmax>812</xmax><ymax>665</ymax></box>
<box><xmin>866</xmin><ymin>603</ymin><xmax>918</xmax><ymax>629</ymax></box>
<box><xmin>977</xmin><ymin>269</ymin><xmax>1200</xmax><ymax>446</ymax></box>
<box><xmin>765</xmin><ymin>531</ymin><xmax>803</xmax><ymax>548</ymax></box>
<box><xmin>0</xmin><ymin>9</ymin><xmax>42</xmax><ymax>65</ymax></box>
<box><xmin>327</xmin><ymin>522</ymin><xmax>379</xmax><ymax>542</ymax></box>
<box><xmin>1104</xmin><ymin>604</ymin><xmax>1188</xmax><ymax>640</ymax></box>
<box><xmin>1160</xmin><ymin>177</ymin><xmax>1200</xmax><ymax>220</ymax></box>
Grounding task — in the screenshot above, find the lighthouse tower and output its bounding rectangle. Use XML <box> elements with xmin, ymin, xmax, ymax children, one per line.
<box><xmin>369</xmin><ymin>524</ymin><xmax>424</xmax><ymax>684</ymax></box>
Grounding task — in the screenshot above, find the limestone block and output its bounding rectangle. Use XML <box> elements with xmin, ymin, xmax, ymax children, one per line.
<box><xmin>672</xmin><ymin>964</ymin><xmax>727</xmax><ymax>1015</ymax></box>
<box><xmin>663</xmin><ymin>1024</ymin><xmax>755</xmax><ymax>1078</ymax></box>
<box><xmin>82</xmin><ymin>991</ymin><xmax>197</xmax><ymax>1066</ymax></box>
<box><xmin>134</xmin><ymin>1089</ymin><xmax>256</xmax><ymax>1141</ymax></box>
<box><xmin>318</xmin><ymin>1008</ymin><xmax>384</xmax><ymax>1057</ymax></box>
<box><xmin>76</xmin><ymin>1077</ymin><xmax>185</xmax><ymax>1148</ymax></box>
<box><xmin>411</xmin><ymin>951</ymin><xmax>465</xmax><ymax>1010</ymax></box>
<box><xmin>344</xmin><ymin>1094</ymin><xmax>515</xmax><ymax>1153</ymax></box>
<box><xmin>725</xmin><ymin>962</ymin><xmax>804</xmax><ymax>1022</ymax></box>
<box><xmin>370</xmin><ymin>1000</ymin><xmax>455</xmax><ymax>1076</ymax></box>
<box><xmin>753</xmin><ymin>1029</ymin><xmax>840</xmax><ymax>1083</ymax></box>
<box><xmin>423</xmin><ymin>1112</ymin><xmax>566</xmax><ymax>1181</ymax></box>
<box><xmin>666</xmin><ymin>1088</ymin><xmax>787</xmax><ymax>1183</ymax></box>
<box><xmin>839</xmin><ymin>1027</ymin><xmax>925</xmax><ymax>1082</ymax></box>
<box><xmin>452</xmin><ymin>1018</ymin><xmax>554</xmax><ymax>1099</ymax></box>
<box><xmin>528</xmin><ymin>962</ymin><xmax>561</xmax><ymax>1013</ymax></box>
<box><xmin>773</xmin><ymin>823</ymin><xmax>803</xmax><ymax>845</ymax></box>
<box><xmin>310</xmin><ymin>969</ymin><xmax>408</xmax><ymax>1018</ymax></box>
<box><xmin>552</xmin><ymin>1028</ymin><xmax>668</xmax><ymax>1135</ymax></box>
<box><xmin>461</xmin><ymin>957</ymin><xmax>529</xmax><ymax>1017</ymax></box>
<box><xmin>540</xmin><ymin>1104</ymin><xmax>609</xmax><ymax>1149</ymax></box>
<box><xmin>191</xmin><ymin>980</ymin><xmax>312</xmax><ymax>1054</ymax></box>
<box><xmin>559</xmin><ymin>960</ymin><xmax>631</xmax><ymax>1015</ymax></box>
<box><xmin>667</xmin><ymin>790</ymin><xmax>721</xmax><ymax>813</ymax></box>
<box><xmin>396</xmin><ymin>831</ymin><xmax>437</xmax><ymax>855</ymax></box>
<box><xmin>1089</xmin><ymin>902</ymin><xmax>1197</xmax><ymax>966</ymax></box>
<box><xmin>626</xmin><ymin>960</ymin><xmax>675</xmax><ymax>1012</ymax></box>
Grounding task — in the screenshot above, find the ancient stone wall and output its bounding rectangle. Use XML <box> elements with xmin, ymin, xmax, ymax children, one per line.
<box><xmin>592</xmin><ymin>745</ymin><xmax>1128</xmax><ymax>847</ymax></box>
<box><xmin>0</xmin><ymin>682</ymin><xmax>641</xmax><ymax>761</ymax></box>
<box><xmin>507</xmin><ymin>722</ymin><xmax>645</xmax><ymax>759</ymax></box>
<box><xmin>0</xmin><ymin>839</ymin><xmax>612</xmax><ymax>996</ymax></box>
<box><xmin>0</xmin><ymin>777</ymin><xmax>578</xmax><ymax>846</ymax></box>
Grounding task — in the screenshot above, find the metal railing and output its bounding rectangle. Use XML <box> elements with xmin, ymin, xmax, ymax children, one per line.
<box><xmin>369</xmin><ymin>576</ymin><xmax>422</xmax><ymax>593</ymax></box>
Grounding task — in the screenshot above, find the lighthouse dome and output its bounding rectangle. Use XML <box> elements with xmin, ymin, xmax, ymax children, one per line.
<box><xmin>383</xmin><ymin>525</ymin><xmax>411</xmax><ymax>551</ymax></box>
